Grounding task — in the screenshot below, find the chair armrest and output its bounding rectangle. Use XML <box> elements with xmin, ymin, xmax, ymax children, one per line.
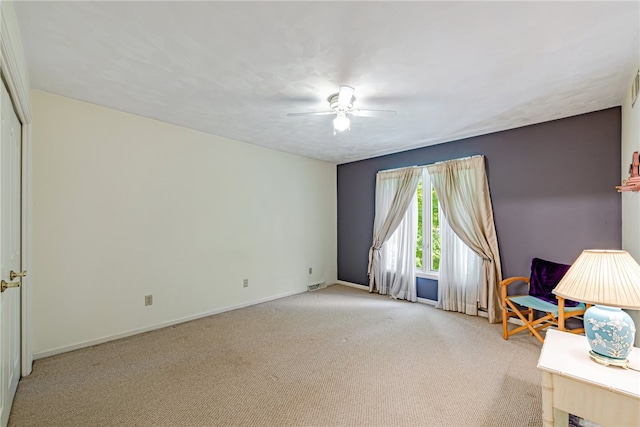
<box><xmin>500</xmin><ymin>276</ymin><xmax>530</xmax><ymax>287</ymax></box>
<box><xmin>500</xmin><ymin>276</ymin><xmax>530</xmax><ymax>305</ymax></box>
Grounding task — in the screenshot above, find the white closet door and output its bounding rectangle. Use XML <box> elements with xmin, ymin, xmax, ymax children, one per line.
<box><xmin>0</xmin><ymin>79</ymin><xmax>23</xmax><ymax>427</ymax></box>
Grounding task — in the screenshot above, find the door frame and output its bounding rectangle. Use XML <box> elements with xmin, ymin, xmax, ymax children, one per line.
<box><xmin>1</xmin><ymin>7</ymin><xmax>34</xmax><ymax>376</ymax></box>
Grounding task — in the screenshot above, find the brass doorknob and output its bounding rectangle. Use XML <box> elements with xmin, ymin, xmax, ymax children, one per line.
<box><xmin>9</xmin><ymin>270</ymin><xmax>26</xmax><ymax>280</ymax></box>
<box><xmin>1</xmin><ymin>280</ymin><xmax>20</xmax><ymax>293</ymax></box>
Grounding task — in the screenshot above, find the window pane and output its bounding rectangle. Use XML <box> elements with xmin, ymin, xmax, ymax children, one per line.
<box><xmin>431</xmin><ymin>185</ymin><xmax>440</xmax><ymax>271</ymax></box>
<box><xmin>416</xmin><ymin>179</ymin><xmax>423</xmax><ymax>269</ymax></box>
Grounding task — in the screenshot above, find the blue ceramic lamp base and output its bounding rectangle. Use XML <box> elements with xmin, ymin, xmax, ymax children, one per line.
<box><xmin>584</xmin><ymin>305</ymin><xmax>635</xmax><ymax>369</ymax></box>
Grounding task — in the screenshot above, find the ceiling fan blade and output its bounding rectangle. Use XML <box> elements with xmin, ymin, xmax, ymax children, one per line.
<box><xmin>286</xmin><ymin>111</ymin><xmax>335</xmax><ymax>117</ymax></box>
<box><xmin>350</xmin><ymin>109</ymin><xmax>397</xmax><ymax>118</ymax></box>
<box><xmin>338</xmin><ymin>85</ymin><xmax>355</xmax><ymax>107</ymax></box>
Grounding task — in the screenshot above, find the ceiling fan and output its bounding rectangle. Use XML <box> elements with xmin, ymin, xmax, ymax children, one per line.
<box><xmin>287</xmin><ymin>85</ymin><xmax>396</xmax><ymax>133</ymax></box>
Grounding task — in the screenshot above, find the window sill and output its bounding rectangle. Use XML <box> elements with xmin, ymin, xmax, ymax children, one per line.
<box><xmin>416</xmin><ymin>271</ymin><xmax>439</xmax><ymax>280</ymax></box>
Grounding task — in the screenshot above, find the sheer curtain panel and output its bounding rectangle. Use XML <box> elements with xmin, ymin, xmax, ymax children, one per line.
<box><xmin>427</xmin><ymin>156</ymin><xmax>503</xmax><ymax>323</ymax></box>
<box><xmin>437</xmin><ymin>216</ymin><xmax>482</xmax><ymax>315</ymax></box>
<box><xmin>367</xmin><ymin>167</ymin><xmax>422</xmax><ymax>302</ymax></box>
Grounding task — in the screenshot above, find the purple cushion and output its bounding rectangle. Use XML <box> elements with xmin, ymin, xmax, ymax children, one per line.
<box><xmin>529</xmin><ymin>258</ymin><xmax>580</xmax><ymax>307</ymax></box>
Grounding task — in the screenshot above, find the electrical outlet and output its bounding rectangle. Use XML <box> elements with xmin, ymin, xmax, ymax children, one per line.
<box><xmin>308</xmin><ymin>267</ymin><xmax>312</xmax><ymax>274</ymax></box>
<box><xmin>243</xmin><ymin>279</ymin><xmax>249</xmax><ymax>288</ymax></box>
<box><xmin>144</xmin><ymin>295</ymin><xmax>153</xmax><ymax>306</ymax></box>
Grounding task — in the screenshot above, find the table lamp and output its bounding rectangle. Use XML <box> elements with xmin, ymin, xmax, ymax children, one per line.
<box><xmin>553</xmin><ymin>249</ymin><xmax>640</xmax><ymax>368</ymax></box>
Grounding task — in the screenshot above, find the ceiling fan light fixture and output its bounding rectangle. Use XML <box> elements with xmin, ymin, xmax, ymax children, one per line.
<box><xmin>333</xmin><ymin>112</ymin><xmax>350</xmax><ymax>132</ymax></box>
<box><xmin>287</xmin><ymin>85</ymin><xmax>395</xmax><ymax>133</ymax></box>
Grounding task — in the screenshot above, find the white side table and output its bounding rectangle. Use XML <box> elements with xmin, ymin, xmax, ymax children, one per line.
<box><xmin>537</xmin><ymin>329</ymin><xmax>640</xmax><ymax>427</ymax></box>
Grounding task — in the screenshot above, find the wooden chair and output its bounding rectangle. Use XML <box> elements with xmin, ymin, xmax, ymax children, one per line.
<box><xmin>501</xmin><ymin>258</ymin><xmax>588</xmax><ymax>343</ymax></box>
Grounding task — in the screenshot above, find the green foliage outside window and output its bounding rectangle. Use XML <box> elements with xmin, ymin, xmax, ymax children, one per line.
<box><xmin>416</xmin><ymin>179</ymin><xmax>440</xmax><ymax>272</ymax></box>
<box><xmin>416</xmin><ymin>180</ymin><xmax>423</xmax><ymax>269</ymax></box>
<box><xmin>431</xmin><ymin>186</ymin><xmax>440</xmax><ymax>271</ymax></box>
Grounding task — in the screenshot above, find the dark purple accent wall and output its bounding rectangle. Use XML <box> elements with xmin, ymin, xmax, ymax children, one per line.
<box><xmin>337</xmin><ymin>108</ymin><xmax>622</xmax><ymax>300</ymax></box>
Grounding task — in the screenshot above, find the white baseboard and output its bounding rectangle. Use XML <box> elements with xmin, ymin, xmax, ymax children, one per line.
<box><xmin>508</xmin><ymin>317</ymin><xmax>525</xmax><ymax>326</ymax></box>
<box><xmin>334</xmin><ymin>280</ymin><xmax>368</xmax><ymax>290</ymax></box>
<box><xmin>337</xmin><ymin>281</ymin><xmax>527</xmax><ymax>331</ymax></box>
<box><xmin>33</xmin><ymin>281</ymin><xmax>532</xmax><ymax>360</ymax></box>
<box><xmin>335</xmin><ymin>280</ymin><xmax>438</xmax><ymax>306</ymax></box>
<box><xmin>33</xmin><ymin>288</ymin><xmax>308</xmax><ymax>360</ymax></box>
<box><xmin>417</xmin><ymin>297</ymin><xmax>437</xmax><ymax>306</ymax></box>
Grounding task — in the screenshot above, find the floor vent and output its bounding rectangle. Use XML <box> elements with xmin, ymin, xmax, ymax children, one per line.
<box><xmin>307</xmin><ymin>281</ymin><xmax>326</xmax><ymax>292</ymax></box>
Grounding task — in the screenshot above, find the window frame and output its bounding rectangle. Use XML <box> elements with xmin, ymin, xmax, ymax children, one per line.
<box><xmin>416</xmin><ymin>168</ymin><xmax>440</xmax><ymax>280</ymax></box>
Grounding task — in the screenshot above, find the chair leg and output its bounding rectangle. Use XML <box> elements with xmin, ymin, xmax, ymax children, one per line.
<box><xmin>504</xmin><ymin>300</ymin><xmax>546</xmax><ymax>343</ymax></box>
<box><xmin>502</xmin><ymin>304</ymin><xmax>508</xmax><ymax>340</ymax></box>
<box><xmin>524</xmin><ymin>313</ymin><xmax>553</xmax><ymax>343</ymax></box>
<box><xmin>501</xmin><ymin>285</ymin><xmax>508</xmax><ymax>340</ymax></box>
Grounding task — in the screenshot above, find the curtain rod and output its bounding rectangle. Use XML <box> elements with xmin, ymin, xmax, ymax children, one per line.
<box><xmin>376</xmin><ymin>165</ymin><xmax>423</xmax><ymax>174</ymax></box>
<box><xmin>432</xmin><ymin>154</ymin><xmax>483</xmax><ymax>165</ymax></box>
<box><xmin>378</xmin><ymin>155</ymin><xmax>484</xmax><ymax>174</ymax></box>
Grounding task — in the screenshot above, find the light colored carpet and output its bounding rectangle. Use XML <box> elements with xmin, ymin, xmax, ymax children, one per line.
<box><xmin>9</xmin><ymin>284</ymin><xmax>545</xmax><ymax>426</ymax></box>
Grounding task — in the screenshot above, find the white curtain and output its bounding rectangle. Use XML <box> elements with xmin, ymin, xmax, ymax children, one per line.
<box><xmin>427</xmin><ymin>156</ymin><xmax>503</xmax><ymax>323</ymax></box>
<box><xmin>368</xmin><ymin>167</ymin><xmax>422</xmax><ymax>302</ymax></box>
<box><xmin>437</xmin><ymin>216</ymin><xmax>482</xmax><ymax>315</ymax></box>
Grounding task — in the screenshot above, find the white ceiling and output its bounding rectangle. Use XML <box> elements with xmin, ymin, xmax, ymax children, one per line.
<box><xmin>14</xmin><ymin>1</ymin><xmax>640</xmax><ymax>164</ymax></box>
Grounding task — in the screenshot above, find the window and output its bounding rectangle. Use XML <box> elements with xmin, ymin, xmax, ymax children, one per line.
<box><xmin>416</xmin><ymin>169</ymin><xmax>441</xmax><ymax>278</ymax></box>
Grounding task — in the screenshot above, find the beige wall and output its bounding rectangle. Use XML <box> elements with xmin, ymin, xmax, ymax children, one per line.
<box><xmin>31</xmin><ymin>91</ymin><xmax>337</xmax><ymax>357</ymax></box>
<box><xmin>621</xmin><ymin>64</ymin><xmax>640</xmax><ymax>344</ymax></box>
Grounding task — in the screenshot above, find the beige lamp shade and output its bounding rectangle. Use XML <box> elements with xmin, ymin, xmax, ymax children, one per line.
<box><xmin>553</xmin><ymin>249</ymin><xmax>640</xmax><ymax>309</ymax></box>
